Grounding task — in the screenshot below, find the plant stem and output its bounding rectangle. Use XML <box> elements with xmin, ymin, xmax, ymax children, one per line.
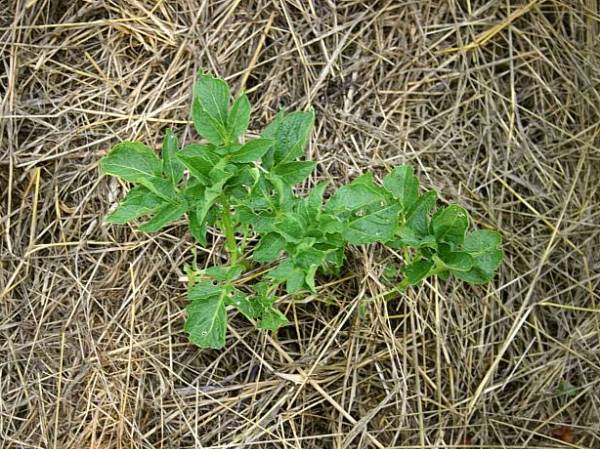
<box><xmin>221</xmin><ymin>201</ymin><xmax>238</xmax><ymax>263</ymax></box>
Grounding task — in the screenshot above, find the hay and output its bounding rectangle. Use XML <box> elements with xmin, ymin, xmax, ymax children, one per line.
<box><xmin>1</xmin><ymin>1</ymin><xmax>599</xmax><ymax>447</ymax></box>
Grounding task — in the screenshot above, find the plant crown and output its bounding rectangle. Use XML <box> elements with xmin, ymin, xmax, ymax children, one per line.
<box><xmin>100</xmin><ymin>72</ymin><xmax>503</xmax><ymax>349</ymax></box>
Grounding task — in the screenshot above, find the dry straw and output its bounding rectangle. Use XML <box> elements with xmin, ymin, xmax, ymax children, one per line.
<box><xmin>1</xmin><ymin>1</ymin><xmax>599</xmax><ymax>448</ymax></box>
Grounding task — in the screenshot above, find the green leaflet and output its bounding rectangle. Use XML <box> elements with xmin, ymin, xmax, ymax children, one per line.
<box><xmin>204</xmin><ymin>264</ymin><xmax>244</xmax><ymax>282</ymax></box>
<box><xmin>138</xmin><ymin>176</ymin><xmax>180</xmax><ymax>203</ymax></box>
<box><xmin>227</xmin><ymin>93</ymin><xmax>251</xmax><ymax>141</ymax></box>
<box><xmin>101</xmin><ymin>140</ymin><xmax>180</xmax><ymax>202</ymax></box>
<box><xmin>383</xmin><ymin>165</ymin><xmax>419</xmax><ymax>212</ymax></box>
<box><xmin>226</xmin><ymin>288</ymin><xmax>258</xmax><ymax>321</ymax></box>
<box><xmin>226</xmin><ymin>282</ymin><xmax>289</xmax><ymax>331</ymax></box>
<box><xmin>434</xmin><ymin>246</ymin><xmax>473</xmax><ymax>272</ymax></box>
<box><xmin>390</xmin><ymin>226</ymin><xmax>437</xmax><ymax>249</ymax></box>
<box><xmin>100</xmin><ymin>71</ymin><xmax>504</xmax><ymax>351</ymax></box>
<box><xmin>432</xmin><ymin>205</ymin><xmax>469</xmax><ymax>245</ymax></box>
<box><xmin>245</xmin><ymin>282</ymin><xmax>289</xmax><ymax>330</ymax></box>
<box><xmin>269</xmin><ymin>260</ymin><xmax>306</xmax><ymax>294</ymax></box>
<box><xmin>139</xmin><ymin>202</ymin><xmax>187</xmax><ymax>232</ymax></box>
<box><xmin>162</xmin><ymin>129</ymin><xmax>184</xmax><ymax>184</ymax></box>
<box><xmin>228</xmin><ymin>138</ymin><xmax>272</xmax><ymax>163</ymax></box>
<box><xmin>192</xmin><ymin>100</ymin><xmax>224</xmax><ymax>145</ymax></box>
<box><xmin>101</xmin><ymin>141</ymin><xmax>161</xmax><ymax>182</ymax></box>
<box><xmin>271</xmin><ymin>213</ymin><xmax>305</xmax><ymax>242</ymax></box>
<box><xmin>188</xmin><ymin>208</ymin><xmax>208</xmax><ymax>245</ymax></box>
<box><xmin>294</xmin><ymin>244</ymin><xmax>327</xmax><ymax>269</ymax></box>
<box><xmin>404</xmin><ymin>258</ymin><xmax>434</xmax><ymax>285</ymax></box>
<box><xmin>185</xmin><ymin>282</ymin><xmax>227</xmax><ymax>349</ymax></box>
<box><xmin>209</xmin><ymin>159</ymin><xmax>238</xmax><ymax>184</ymax></box>
<box><xmin>326</xmin><ymin>173</ymin><xmax>384</xmax><ymax>213</ymax></box>
<box><xmin>194</xmin><ymin>72</ymin><xmax>230</xmax><ymax>123</ymax></box>
<box><xmin>177</xmin><ymin>144</ymin><xmax>220</xmax><ymax>184</ymax></box>
<box><xmin>406</xmin><ymin>191</ymin><xmax>437</xmax><ymax>236</ymax></box>
<box><xmin>342</xmin><ymin>204</ymin><xmax>400</xmax><ymax>245</ymax></box>
<box><xmin>262</xmin><ymin>110</ymin><xmax>314</xmax><ymax>167</ymax></box>
<box><xmin>272</xmin><ymin>161</ymin><xmax>316</xmax><ymax>185</ymax></box>
<box><xmin>253</xmin><ymin>233</ymin><xmax>286</xmax><ymax>262</ymax></box>
<box><xmin>464</xmin><ymin>229</ymin><xmax>502</xmax><ymax>253</ymax></box>
<box><xmin>105</xmin><ymin>186</ymin><xmax>164</xmax><ymax>224</ymax></box>
<box><xmin>305</xmin><ymin>181</ymin><xmax>328</xmax><ymax>215</ymax></box>
<box><xmin>453</xmin><ymin>230</ymin><xmax>503</xmax><ymax>284</ymax></box>
<box><xmin>192</xmin><ymin>72</ymin><xmax>230</xmax><ymax>145</ymax></box>
<box><xmin>257</xmin><ymin>305</ymin><xmax>289</xmax><ymax>331</ymax></box>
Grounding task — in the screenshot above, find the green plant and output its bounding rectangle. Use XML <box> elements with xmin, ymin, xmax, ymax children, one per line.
<box><xmin>100</xmin><ymin>72</ymin><xmax>503</xmax><ymax>349</ymax></box>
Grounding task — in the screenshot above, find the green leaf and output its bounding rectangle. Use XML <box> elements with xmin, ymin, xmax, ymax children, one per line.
<box><xmin>192</xmin><ymin>72</ymin><xmax>230</xmax><ymax>145</ymax></box>
<box><xmin>454</xmin><ymin>230</ymin><xmax>503</xmax><ymax>284</ymax></box>
<box><xmin>138</xmin><ymin>176</ymin><xmax>180</xmax><ymax>203</ymax></box>
<box><xmin>390</xmin><ymin>226</ymin><xmax>437</xmax><ymax>249</ymax></box>
<box><xmin>318</xmin><ymin>213</ymin><xmax>346</xmax><ymax>235</ymax></box>
<box><xmin>323</xmin><ymin>247</ymin><xmax>345</xmax><ymax>273</ymax></box>
<box><xmin>203</xmin><ymin>267</ymin><xmax>230</xmax><ymax>281</ymax></box>
<box><xmin>209</xmin><ymin>159</ymin><xmax>238</xmax><ymax>184</ymax></box>
<box><xmin>183</xmin><ymin>181</ymin><xmax>211</xmax><ymax>244</ymax></box>
<box><xmin>177</xmin><ymin>144</ymin><xmax>220</xmax><ymax>184</ymax></box>
<box><xmin>196</xmin><ymin>185</ymin><xmax>224</xmax><ymax>226</ymax></box>
<box><xmin>273</xmin><ymin>215</ymin><xmax>305</xmax><ymax>243</ymax></box>
<box><xmin>189</xmin><ymin>208</ymin><xmax>208</xmax><ymax>245</ymax></box>
<box><xmin>438</xmin><ymin>270</ymin><xmax>450</xmax><ymax>281</ymax></box>
<box><xmin>181</xmin><ymin>143</ymin><xmax>219</xmax><ymax>158</ymax></box>
<box><xmin>227</xmin><ymin>166</ymin><xmax>260</xmax><ymax>199</ymax></box>
<box><xmin>191</xmin><ymin>97</ymin><xmax>223</xmax><ymax>145</ymax></box>
<box><xmin>182</xmin><ymin>180</ymin><xmax>205</xmax><ymax>203</ymax></box>
<box><xmin>188</xmin><ymin>281</ymin><xmax>222</xmax><ymax>299</ymax></box>
<box><xmin>264</xmin><ymin>172</ymin><xmax>294</xmax><ymax>206</ymax></box>
<box><xmin>261</xmin><ymin>110</ymin><xmax>285</xmax><ymax>140</ymax></box>
<box><xmin>227</xmin><ymin>93</ymin><xmax>251</xmax><ymax>141</ymax></box>
<box><xmin>304</xmin><ymin>264</ymin><xmax>319</xmax><ymax>293</ymax></box>
<box><xmin>342</xmin><ymin>204</ymin><xmax>400</xmax><ymax>245</ymax></box>
<box><xmin>557</xmin><ymin>380</ymin><xmax>577</xmax><ymax>397</ymax></box>
<box><xmin>195</xmin><ymin>72</ymin><xmax>230</xmax><ymax>122</ymax></box>
<box><xmin>306</xmin><ymin>181</ymin><xmax>328</xmax><ymax>213</ymax></box>
<box><xmin>185</xmin><ymin>284</ymin><xmax>227</xmax><ymax>349</ymax></box>
<box><xmin>269</xmin><ymin>260</ymin><xmax>305</xmax><ymax>294</ymax></box>
<box><xmin>228</xmin><ymin>138</ymin><xmax>272</xmax><ymax>163</ymax></box>
<box><xmin>105</xmin><ymin>186</ymin><xmax>164</xmax><ymax>224</ymax></box>
<box><xmin>296</xmin><ymin>181</ymin><xmax>329</xmax><ymax>223</ymax></box>
<box><xmin>326</xmin><ymin>173</ymin><xmax>385</xmax><ymax>213</ymax></box>
<box><xmin>434</xmin><ymin>246</ymin><xmax>473</xmax><ymax>272</ymax></box>
<box><xmin>139</xmin><ymin>202</ymin><xmax>187</xmax><ymax>232</ymax></box>
<box><xmin>162</xmin><ymin>129</ymin><xmax>184</xmax><ymax>184</ymax></box>
<box><xmin>258</xmin><ymin>305</ymin><xmax>289</xmax><ymax>331</ymax></box>
<box><xmin>294</xmin><ymin>244</ymin><xmax>327</xmax><ymax>268</ymax></box>
<box><xmin>383</xmin><ymin>165</ymin><xmax>419</xmax><ymax>212</ymax></box>
<box><xmin>263</xmin><ymin>110</ymin><xmax>314</xmax><ymax>166</ymax></box>
<box><xmin>463</xmin><ymin>229</ymin><xmax>502</xmax><ymax>254</ymax></box>
<box><xmin>260</xmin><ymin>110</ymin><xmax>284</xmax><ymax>168</ymax></box>
<box><xmin>432</xmin><ymin>205</ymin><xmax>469</xmax><ymax>244</ymax></box>
<box><xmin>227</xmin><ymin>289</ymin><xmax>257</xmax><ymax>321</ymax></box>
<box><xmin>237</xmin><ymin>206</ymin><xmax>278</xmax><ymax>234</ymax></box>
<box><xmin>100</xmin><ymin>141</ymin><xmax>161</xmax><ymax>183</ymax></box>
<box><xmin>404</xmin><ymin>259</ymin><xmax>434</xmax><ymax>285</ymax></box>
<box><xmin>272</xmin><ymin>161</ymin><xmax>316</xmax><ymax>185</ymax></box>
<box><xmin>254</xmin><ymin>233</ymin><xmax>286</xmax><ymax>262</ymax></box>
<box><xmin>406</xmin><ymin>191</ymin><xmax>437</xmax><ymax>236</ymax></box>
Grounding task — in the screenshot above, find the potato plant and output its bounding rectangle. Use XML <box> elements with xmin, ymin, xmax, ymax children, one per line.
<box><xmin>100</xmin><ymin>72</ymin><xmax>503</xmax><ymax>349</ymax></box>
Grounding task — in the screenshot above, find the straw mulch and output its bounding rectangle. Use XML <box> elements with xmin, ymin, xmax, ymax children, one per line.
<box><xmin>1</xmin><ymin>1</ymin><xmax>599</xmax><ymax>448</ymax></box>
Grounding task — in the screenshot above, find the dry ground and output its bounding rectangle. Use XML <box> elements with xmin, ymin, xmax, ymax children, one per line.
<box><xmin>1</xmin><ymin>1</ymin><xmax>600</xmax><ymax>448</ymax></box>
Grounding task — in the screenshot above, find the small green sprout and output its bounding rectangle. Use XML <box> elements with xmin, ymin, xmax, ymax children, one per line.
<box><xmin>100</xmin><ymin>72</ymin><xmax>503</xmax><ymax>349</ymax></box>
